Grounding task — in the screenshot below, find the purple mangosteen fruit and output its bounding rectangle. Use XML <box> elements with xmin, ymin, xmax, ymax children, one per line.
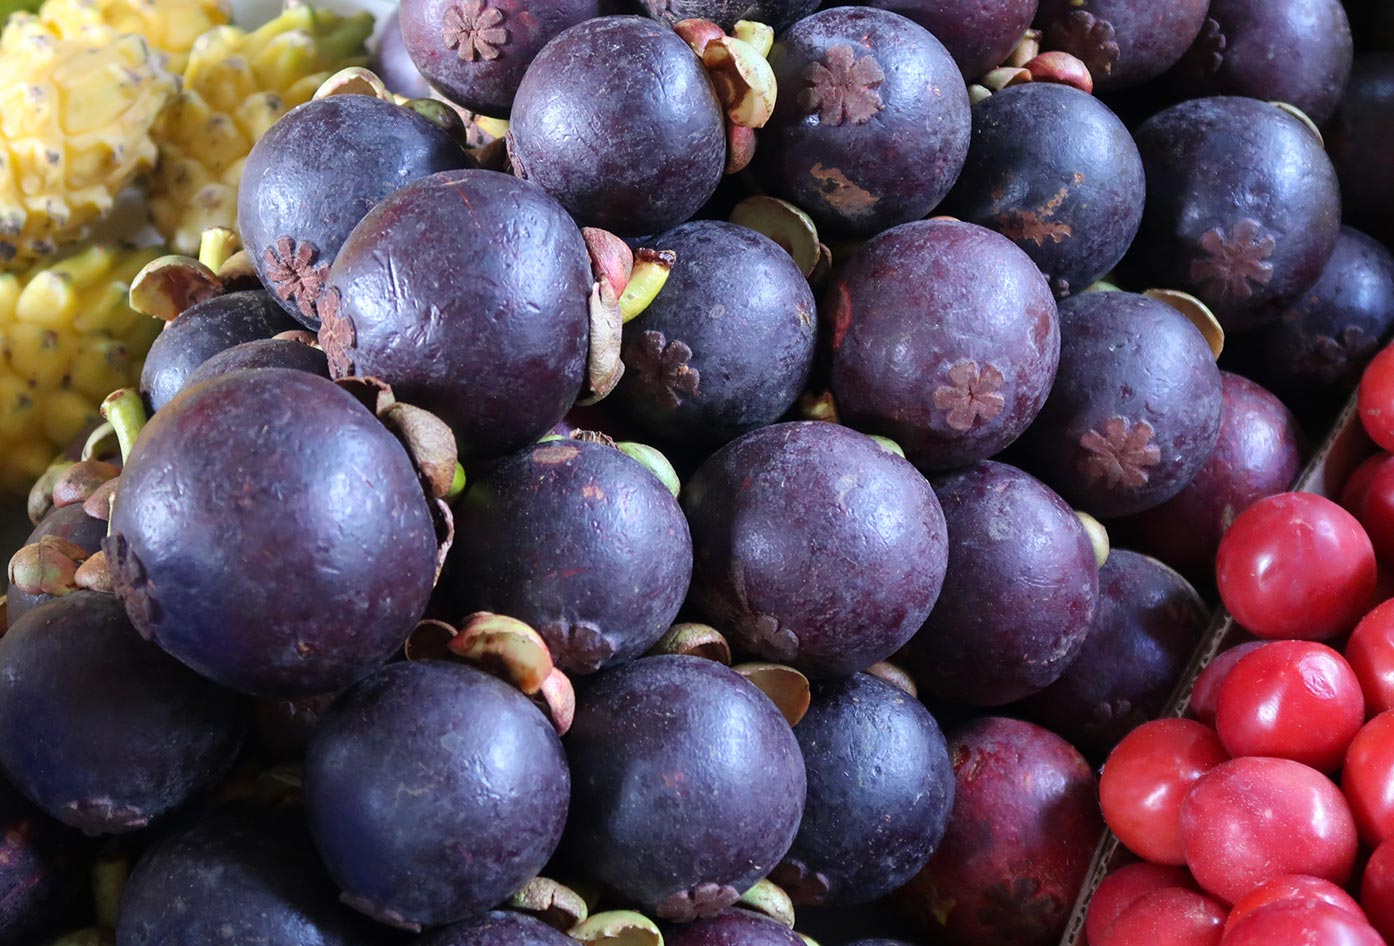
<box><xmin>183</xmin><ymin>337</ymin><xmax>330</xmax><ymax>387</ymax></box>
<box><xmin>0</xmin><ymin>591</ymin><xmax>245</xmax><ymax>835</ymax></box>
<box><xmin>413</xmin><ymin>910</ymin><xmax>575</xmax><ymax>945</ymax></box>
<box><xmin>663</xmin><ymin>910</ymin><xmax>806</xmax><ymax>946</ymax></box>
<box><xmin>860</xmin><ymin>0</ymin><xmax>1038</xmax><ymax>80</ymax></box>
<box><xmin>1035</xmin><ymin>0</ymin><xmax>1210</xmax><ymax>91</ymax></box>
<box><xmin>374</xmin><ymin>9</ymin><xmax>434</xmax><ymax>99</ymax></box>
<box><xmin>1328</xmin><ymin>55</ymin><xmax>1394</xmax><ymax>246</ymax></box>
<box><xmin>139</xmin><ymin>290</ymin><xmax>299</xmax><ymax>412</ymax></box>
<box><xmin>758</xmin><ymin>8</ymin><xmax>971</xmax><ymax>236</ymax></box>
<box><xmin>907</xmin><ymin>461</ymin><xmax>1099</xmax><ymax>706</ymax></box>
<box><xmin>239</xmin><ymin>94</ymin><xmax>472</xmax><ymax>330</ymax></box>
<box><xmin>1016</xmin><ymin>290</ymin><xmax>1223</xmax><ymax>518</ymax></box>
<box><xmin>506</xmin><ymin>16</ymin><xmax>726</xmax><ymax>236</ymax></box>
<box><xmin>0</xmin><ymin>779</ymin><xmax>84</xmax><ymax>943</ymax></box>
<box><xmin>772</xmin><ymin>673</ymin><xmax>955</xmax><ymax>907</ymax></box>
<box><xmin>105</xmin><ymin>368</ymin><xmax>439</xmax><ymax>696</ymax></box>
<box><xmin>1128</xmin><ymin>96</ymin><xmax>1342</xmax><ymax>331</ymax></box>
<box><xmin>826</xmin><ymin>219</ymin><xmax>1060</xmax><ymax>472</ymax></box>
<box><xmin>637</xmin><ymin>0</ymin><xmax>816</xmax><ymax>31</ymax></box>
<box><xmin>304</xmin><ymin>660</ymin><xmax>569</xmax><ymax>931</ymax></box>
<box><xmin>942</xmin><ymin>83</ymin><xmax>1144</xmax><ymax>299</ymax></box>
<box><xmin>1117</xmin><ymin>372</ymin><xmax>1305</xmax><ymax>582</ymax></box>
<box><xmin>1016</xmin><ymin>549</ymin><xmax>1210</xmax><ymax>759</ymax></box>
<box><xmin>6</xmin><ymin>501</ymin><xmax>109</xmax><ymax>626</ymax></box>
<box><xmin>683</xmin><ymin>421</ymin><xmax>948</xmax><ymax>678</ymax></box>
<box><xmin>322</xmin><ymin>169</ymin><xmax>590</xmax><ymax>460</ymax></box>
<box><xmin>614</xmin><ymin>220</ymin><xmax>817</xmax><ymax>449</ymax></box>
<box><xmin>562</xmin><ymin>654</ymin><xmax>805</xmax><ymax>922</ymax></box>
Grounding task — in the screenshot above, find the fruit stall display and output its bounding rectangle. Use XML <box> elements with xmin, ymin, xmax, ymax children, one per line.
<box><xmin>0</xmin><ymin>0</ymin><xmax>1392</xmax><ymax>945</ymax></box>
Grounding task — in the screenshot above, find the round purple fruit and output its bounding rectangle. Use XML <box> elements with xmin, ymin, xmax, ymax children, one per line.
<box><xmin>664</xmin><ymin>910</ymin><xmax>806</xmax><ymax>946</ymax></box>
<box><xmin>563</xmin><ymin>655</ymin><xmax>805</xmax><ymax>922</ymax></box>
<box><xmin>507</xmin><ymin>16</ymin><xmax>725</xmax><ymax>236</ymax></box>
<box><xmin>1017</xmin><ymin>291</ymin><xmax>1223</xmax><ymax>518</ymax></box>
<box><xmin>106</xmin><ymin>369</ymin><xmax>439</xmax><ymax>696</ymax></box>
<box><xmin>323</xmin><ymin>169</ymin><xmax>590</xmax><ymax>460</ymax></box>
<box><xmin>1036</xmin><ymin>0</ymin><xmax>1210</xmax><ymax>91</ymax></box>
<box><xmin>614</xmin><ymin>220</ymin><xmax>817</xmax><ymax>449</ymax></box>
<box><xmin>183</xmin><ymin>337</ymin><xmax>330</xmax><ymax>387</ymax></box>
<box><xmin>908</xmin><ymin>461</ymin><xmax>1098</xmax><ymax>706</ymax></box>
<box><xmin>240</xmin><ymin>94</ymin><xmax>471</xmax><ymax>330</ymax></box>
<box><xmin>0</xmin><ymin>592</ymin><xmax>244</xmax><ymax>835</ymax></box>
<box><xmin>942</xmin><ymin>83</ymin><xmax>1144</xmax><ymax>298</ymax></box>
<box><xmin>826</xmin><ymin>219</ymin><xmax>1059</xmax><ymax>472</ymax></box>
<box><xmin>684</xmin><ymin>422</ymin><xmax>947</xmax><ymax>678</ymax></box>
<box><xmin>1328</xmin><ymin>54</ymin><xmax>1394</xmax><ymax>246</ymax></box>
<box><xmin>374</xmin><ymin>9</ymin><xmax>433</xmax><ymax>99</ymax></box>
<box><xmin>449</xmin><ymin>438</ymin><xmax>692</xmax><ymax>674</ymax></box>
<box><xmin>861</xmin><ymin>0</ymin><xmax>1037</xmax><ymax>79</ymax></box>
<box><xmin>1128</xmin><ymin>96</ymin><xmax>1342</xmax><ymax>331</ymax></box>
<box><xmin>415</xmin><ymin>911</ymin><xmax>575</xmax><ymax>946</ymax></box>
<box><xmin>0</xmin><ymin>780</ymin><xmax>83</xmax><ymax>942</ymax></box>
<box><xmin>305</xmin><ymin>660</ymin><xmax>569</xmax><ymax>931</ymax></box>
<box><xmin>758</xmin><ymin>8</ymin><xmax>971</xmax><ymax>236</ymax></box>
<box><xmin>773</xmin><ymin>673</ymin><xmax>954</xmax><ymax>907</ymax></box>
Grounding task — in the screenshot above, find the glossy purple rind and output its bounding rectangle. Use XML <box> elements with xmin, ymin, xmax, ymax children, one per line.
<box><xmin>413</xmin><ymin>910</ymin><xmax>575</xmax><ymax>945</ymax></box>
<box><xmin>827</xmin><ymin>219</ymin><xmax>1060</xmax><ymax>472</ymax></box>
<box><xmin>325</xmin><ymin>169</ymin><xmax>590</xmax><ymax>461</ymax></box>
<box><xmin>758</xmin><ymin>8</ymin><xmax>971</xmax><ymax>237</ymax></box>
<box><xmin>507</xmin><ymin>16</ymin><xmax>726</xmax><ymax>236</ymax></box>
<box><xmin>6</xmin><ymin>502</ymin><xmax>108</xmax><ymax>626</ymax></box>
<box><xmin>184</xmin><ymin>338</ymin><xmax>330</xmax><ymax>388</ymax></box>
<box><xmin>373</xmin><ymin>8</ymin><xmax>433</xmax><ymax>99</ymax></box>
<box><xmin>663</xmin><ymin>910</ymin><xmax>806</xmax><ymax>946</ymax></box>
<box><xmin>105</xmin><ymin>369</ymin><xmax>438</xmax><ymax>697</ymax></box>
<box><xmin>449</xmin><ymin>439</ymin><xmax>693</xmax><ymax>674</ymax></box>
<box><xmin>908</xmin><ymin>461</ymin><xmax>1099</xmax><ymax>707</ymax></box>
<box><xmin>0</xmin><ymin>779</ymin><xmax>83</xmax><ymax>943</ymax></box>
<box><xmin>305</xmin><ymin>661</ymin><xmax>569</xmax><ymax>930</ymax></box>
<box><xmin>1035</xmin><ymin>0</ymin><xmax>1209</xmax><ymax>90</ymax></box>
<box><xmin>1328</xmin><ymin>54</ymin><xmax>1394</xmax><ymax>247</ymax></box>
<box><xmin>1018</xmin><ymin>290</ymin><xmax>1223</xmax><ymax>518</ymax></box>
<box><xmin>942</xmin><ymin>83</ymin><xmax>1144</xmax><ymax>299</ymax></box>
<box><xmin>0</xmin><ymin>592</ymin><xmax>245</xmax><ymax>835</ymax></box>
<box><xmin>862</xmin><ymin>0</ymin><xmax>1037</xmax><ymax>79</ymax></box>
<box><xmin>562</xmin><ymin>655</ymin><xmax>805</xmax><ymax>920</ymax></box>
<box><xmin>684</xmin><ymin>422</ymin><xmax>948</xmax><ymax>678</ymax></box>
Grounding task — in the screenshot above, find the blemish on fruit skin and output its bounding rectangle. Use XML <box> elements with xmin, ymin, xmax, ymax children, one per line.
<box><xmin>581</xmin><ymin>483</ymin><xmax>605</xmax><ymax>501</ymax></box>
<box><xmin>811</xmin><ymin>164</ymin><xmax>878</xmax><ymax>215</ymax></box>
<box><xmin>533</xmin><ymin>444</ymin><xmax>581</xmax><ymax>465</ymax></box>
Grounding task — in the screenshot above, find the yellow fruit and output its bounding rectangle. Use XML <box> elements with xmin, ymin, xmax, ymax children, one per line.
<box><xmin>149</xmin><ymin>6</ymin><xmax>373</xmax><ymax>255</ymax></box>
<box><xmin>37</xmin><ymin>0</ymin><xmax>230</xmax><ymax>73</ymax></box>
<box><xmin>0</xmin><ymin>16</ymin><xmax>179</xmax><ymax>268</ymax></box>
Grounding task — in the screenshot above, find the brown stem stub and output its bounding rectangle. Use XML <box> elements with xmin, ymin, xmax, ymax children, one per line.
<box><xmin>510</xmin><ymin>876</ymin><xmax>589</xmax><ymax>931</ymax></box>
<box><xmin>377</xmin><ymin>402</ymin><xmax>459</xmax><ymax>500</ymax></box>
<box><xmin>83</xmin><ymin>477</ymin><xmax>119</xmax><ymax>522</ymax></box>
<box><xmin>647</xmin><ymin>622</ymin><xmax>732</xmax><ymax>663</ymax></box>
<box><xmin>51</xmin><ymin>460</ymin><xmax>120</xmax><ymax>509</ymax></box>
<box><xmin>272</xmin><ymin>329</ymin><xmax>321</xmax><ymax>346</ymax></box>
<box><xmin>865</xmin><ymin>660</ymin><xmax>918</xmax><ymax>698</ymax></box>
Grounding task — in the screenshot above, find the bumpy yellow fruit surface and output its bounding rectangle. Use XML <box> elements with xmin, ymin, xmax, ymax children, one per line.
<box><xmin>0</xmin><ymin>17</ymin><xmax>179</xmax><ymax>269</ymax></box>
<box><xmin>37</xmin><ymin>0</ymin><xmax>230</xmax><ymax>73</ymax></box>
<box><xmin>0</xmin><ymin>243</ymin><xmax>162</xmax><ymax>494</ymax></box>
<box><xmin>149</xmin><ymin>6</ymin><xmax>373</xmax><ymax>255</ymax></box>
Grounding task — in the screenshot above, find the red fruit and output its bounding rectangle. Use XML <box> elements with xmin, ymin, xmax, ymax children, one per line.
<box><xmin>1179</xmin><ymin>757</ymin><xmax>1358</xmax><ymax>904</ymax></box>
<box><xmin>1348</xmin><ymin>600</ymin><xmax>1394</xmax><ymax>716</ymax></box>
<box><xmin>1343</xmin><ymin>452</ymin><xmax>1393</xmax><ymax>516</ymax></box>
<box><xmin>1359</xmin><ymin>344</ymin><xmax>1394</xmax><ymax>453</ymax></box>
<box><xmin>1214</xmin><ymin>641</ymin><xmax>1365</xmax><ymax>772</ymax></box>
<box><xmin>1101</xmin><ymin>720</ymin><xmax>1229</xmax><ymax>866</ymax></box>
<box><xmin>1223</xmin><ymin>899</ymin><xmax>1385</xmax><ymax>946</ymax></box>
<box><xmin>1215</xmin><ymin>493</ymin><xmax>1377</xmax><ymax>640</ymax></box>
<box><xmin>1086</xmin><ymin>864</ymin><xmax>1197</xmax><ymax>946</ymax></box>
<box><xmin>1096</xmin><ymin>888</ymin><xmax>1225</xmax><ymax>946</ymax></box>
<box><xmin>1342</xmin><ymin>711</ymin><xmax>1394</xmax><ymax>847</ymax></box>
<box><xmin>1358</xmin><ymin>459</ymin><xmax>1394</xmax><ymax>562</ymax></box>
<box><xmin>1223</xmin><ymin>875</ymin><xmax>1367</xmax><ymax>937</ymax></box>
<box><xmin>1188</xmin><ymin>642</ymin><xmax>1264</xmax><ymax>727</ymax></box>
<box><xmin>1362</xmin><ymin>839</ymin><xmax>1394</xmax><ymax>942</ymax></box>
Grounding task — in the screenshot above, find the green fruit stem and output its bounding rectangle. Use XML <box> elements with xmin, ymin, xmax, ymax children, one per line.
<box><xmin>619</xmin><ymin>250</ymin><xmax>676</xmax><ymax>323</ymax></box>
<box><xmin>616</xmin><ymin>442</ymin><xmax>680</xmax><ymax>498</ymax></box>
<box><xmin>99</xmin><ymin>388</ymin><xmax>147</xmax><ymax>465</ymax></box>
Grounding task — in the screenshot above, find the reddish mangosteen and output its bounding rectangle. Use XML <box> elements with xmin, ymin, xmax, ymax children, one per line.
<box><xmin>942</xmin><ymin>82</ymin><xmax>1145</xmax><ymax>298</ymax></box>
<box><xmin>239</xmin><ymin>94</ymin><xmax>472</xmax><ymax>330</ymax></box>
<box><xmin>506</xmin><ymin>16</ymin><xmax>726</xmax><ymax>236</ymax></box>
<box><xmin>860</xmin><ymin>0</ymin><xmax>1037</xmax><ymax>79</ymax></box>
<box><xmin>183</xmin><ymin>337</ymin><xmax>330</xmax><ymax>387</ymax></box>
<box><xmin>826</xmin><ymin>219</ymin><xmax>1059</xmax><ymax>472</ymax></box>
<box><xmin>415</xmin><ymin>910</ymin><xmax>576</xmax><ymax>945</ymax></box>
<box><xmin>304</xmin><ymin>660</ymin><xmax>570</xmax><ymax>931</ymax></box>
<box><xmin>773</xmin><ymin>673</ymin><xmax>955</xmax><ymax>907</ymax></box>
<box><xmin>1016</xmin><ymin>549</ymin><xmax>1210</xmax><ymax>760</ymax></box>
<box><xmin>683</xmin><ymin>421</ymin><xmax>948</xmax><ymax>678</ymax></box>
<box><xmin>1016</xmin><ymin>291</ymin><xmax>1223</xmax><ymax>518</ymax></box>
<box><xmin>664</xmin><ymin>910</ymin><xmax>806</xmax><ymax>945</ymax></box>
<box><xmin>614</xmin><ymin>220</ymin><xmax>817</xmax><ymax>450</ymax></box>
<box><xmin>758</xmin><ymin>8</ymin><xmax>971</xmax><ymax>236</ymax></box>
<box><xmin>1328</xmin><ymin>55</ymin><xmax>1394</xmax><ymax>247</ymax></box>
<box><xmin>0</xmin><ymin>592</ymin><xmax>245</xmax><ymax>835</ymax></box>
<box><xmin>0</xmin><ymin>779</ymin><xmax>84</xmax><ymax>943</ymax></box>
<box><xmin>906</xmin><ymin>461</ymin><xmax>1098</xmax><ymax>706</ymax></box>
<box><xmin>1117</xmin><ymin>372</ymin><xmax>1305</xmax><ymax>582</ymax></box>
<box><xmin>1128</xmin><ymin>97</ymin><xmax>1342</xmax><ymax>331</ymax></box>
<box><xmin>1035</xmin><ymin>0</ymin><xmax>1210</xmax><ymax>91</ymax></box>
<box><xmin>374</xmin><ymin>8</ymin><xmax>434</xmax><ymax>99</ymax></box>
<box><xmin>896</xmin><ymin>717</ymin><xmax>1103</xmax><ymax>946</ymax></box>
<box><xmin>323</xmin><ymin>169</ymin><xmax>590</xmax><ymax>461</ymax></box>
<box><xmin>562</xmin><ymin>655</ymin><xmax>805</xmax><ymax>922</ymax></box>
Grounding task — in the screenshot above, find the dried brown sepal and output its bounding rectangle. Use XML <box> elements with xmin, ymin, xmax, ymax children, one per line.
<box><xmin>968</xmin><ymin>83</ymin><xmax>993</xmax><ymax>105</ymax></box>
<box><xmin>51</xmin><ymin>460</ymin><xmax>120</xmax><ymax>509</ymax></box>
<box><xmin>807</xmin><ymin>241</ymin><xmax>833</xmax><ymax>287</ymax></box>
<box><xmin>334</xmin><ymin>375</ymin><xmax>397</xmax><ymax>415</ymax></box>
<box><xmin>1023</xmin><ymin>51</ymin><xmax>1093</xmax><ymax>93</ymax></box>
<box><xmin>568</xmin><ymin>911</ymin><xmax>663</xmax><ymax>946</ymax></box>
<box><xmin>27</xmin><ymin>460</ymin><xmax>74</xmax><ymax>525</ymax></box>
<box><xmin>725</xmin><ymin>121</ymin><xmax>757</xmax><ymax>175</ymax></box>
<box><xmin>534</xmin><ymin>667</ymin><xmax>576</xmax><ymax>736</ymax></box>
<box><xmin>578</xmin><ymin>281</ymin><xmax>624</xmax><ymax>406</ymax></box>
<box><xmin>509</xmin><ymin>876</ymin><xmax>589</xmax><ymax>930</ymax></box>
<box><xmin>582</xmin><ymin>228</ymin><xmax>635</xmax><ymax>300</ymax></box>
<box><xmin>1074</xmin><ymin>509</ymin><xmax>1110</xmax><ymax>568</ymax></box>
<box><xmin>128</xmin><ymin>255</ymin><xmax>223</xmax><ymax>322</ymax></box>
<box><xmin>865</xmin><ymin>660</ymin><xmax>918</xmax><ymax>698</ymax></box>
<box><xmin>83</xmin><ymin>478</ymin><xmax>118</xmax><ymax>522</ymax></box>
<box><xmin>272</xmin><ymin>329</ymin><xmax>321</xmax><ymax>346</ymax></box>
<box><xmin>92</xmin><ymin>845</ymin><xmax>130</xmax><ymax>928</ymax></box>
<box><xmin>798</xmin><ymin>389</ymin><xmax>839</xmax><ymax>424</ymax></box>
<box><xmin>703</xmin><ymin>35</ymin><xmax>778</xmax><ymax>128</ymax></box>
<box><xmin>404</xmin><ymin>619</ymin><xmax>458</xmax><ymax>662</ymax></box>
<box><xmin>448</xmin><ymin>612</ymin><xmax>555</xmax><ymax>695</ymax></box>
<box><xmin>732</xmin><ymin>20</ymin><xmax>774</xmax><ymax>58</ymax></box>
<box><xmin>981</xmin><ymin>65</ymin><xmax>1032</xmax><ymax>92</ymax></box>
<box><xmin>1004</xmin><ymin>28</ymin><xmax>1042</xmax><ymax>68</ymax></box>
<box><xmin>1142</xmin><ymin>288</ymin><xmax>1225</xmax><ymax>359</ymax></box>
<box><xmin>377</xmin><ymin>402</ymin><xmax>459</xmax><ymax>500</ymax></box>
<box><xmin>433</xmin><ymin>498</ymin><xmax>454</xmax><ymax>584</ymax></box>
<box><xmin>674</xmin><ymin>18</ymin><xmax>724</xmax><ymax>56</ymax></box>
<box><xmin>734</xmin><ymin>661</ymin><xmax>811</xmax><ymax>727</ymax></box>
<box><xmin>1270</xmin><ymin>101</ymin><xmax>1324</xmax><ymax>146</ymax></box>
<box><xmin>313</xmin><ymin>66</ymin><xmax>394</xmax><ymax>102</ymax></box>
<box><xmin>8</xmin><ymin>535</ymin><xmax>89</xmax><ymax>597</ymax></box>
<box><xmin>74</xmin><ymin>551</ymin><xmax>113</xmax><ymax>594</ymax></box>
<box><xmin>647</xmin><ymin>622</ymin><xmax>732</xmax><ymax>663</ymax></box>
<box><xmin>471</xmin><ymin>136</ymin><xmax>511</xmax><ymax>172</ymax></box>
<box><xmin>729</xmin><ymin>195</ymin><xmax>821</xmax><ymax>277</ymax></box>
<box><xmin>739</xmin><ymin>879</ymin><xmax>796</xmax><ymax>927</ymax></box>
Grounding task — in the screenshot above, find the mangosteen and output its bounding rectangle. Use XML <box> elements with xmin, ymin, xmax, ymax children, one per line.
<box><xmin>613</xmin><ymin>220</ymin><xmax>817</xmax><ymax>449</ymax></box>
<box><xmin>105</xmin><ymin>369</ymin><xmax>440</xmax><ymax>697</ymax></box>
<box><xmin>860</xmin><ymin>0</ymin><xmax>1037</xmax><ymax>79</ymax></box>
<box><xmin>562</xmin><ymin>654</ymin><xmax>805</xmax><ymax>922</ymax></box>
<box><xmin>942</xmin><ymin>83</ymin><xmax>1144</xmax><ymax>298</ymax></box>
<box><xmin>907</xmin><ymin>461</ymin><xmax>1099</xmax><ymax>706</ymax></box>
<box><xmin>1036</xmin><ymin>0</ymin><xmax>1210</xmax><ymax>91</ymax></box>
<box><xmin>826</xmin><ymin>219</ymin><xmax>1060</xmax><ymax>472</ymax></box>
<box><xmin>1128</xmin><ymin>97</ymin><xmax>1342</xmax><ymax>331</ymax></box>
<box><xmin>1016</xmin><ymin>291</ymin><xmax>1223</xmax><ymax>518</ymax></box>
<box><xmin>1328</xmin><ymin>55</ymin><xmax>1394</xmax><ymax>247</ymax></box>
<box><xmin>414</xmin><ymin>910</ymin><xmax>575</xmax><ymax>945</ymax></box>
<box><xmin>758</xmin><ymin>8</ymin><xmax>971</xmax><ymax>236</ymax></box>
<box><xmin>684</xmin><ymin>422</ymin><xmax>948</xmax><ymax>678</ymax></box>
<box><xmin>239</xmin><ymin>94</ymin><xmax>472</xmax><ymax>330</ymax></box>
<box><xmin>322</xmin><ymin>169</ymin><xmax>591</xmax><ymax>461</ymax></box>
<box><xmin>374</xmin><ymin>8</ymin><xmax>434</xmax><ymax>99</ymax></box>
<box><xmin>0</xmin><ymin>779</ymin><xmax>84</xmax><ymax>942</ymax></box>
<box><xmin>0</xmin><ymin>592</ymin><xmax>245</xmax><ymax>835</ymax></box>
<box><xmin>304</xmin><ymin>660</ymin><xmax>569</xmax><ymax>931</ymax></box>
<box><xmin>507</xmin><ymin>16</ymin><xmax>726</xmax><ymax>236</ymax></box>
<box><xmin>183</xmin><ymin>337</ymin><xmax>330</xmax><ymax>388</ymax></box>
<box><xmin>772</xmin><ymin>673</ymin><xmax>955</xmax><ymax>907</ymax></box>
<box><xmin>664</xmin><ymin>910</ymin><xmax>806</xmax><ymax>945</ymax></box>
